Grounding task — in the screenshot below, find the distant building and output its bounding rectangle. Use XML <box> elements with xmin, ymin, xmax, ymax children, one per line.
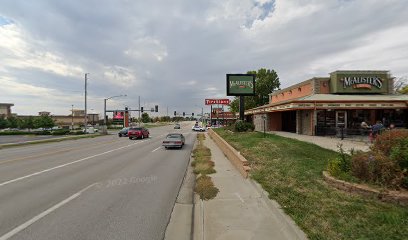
<box><xmin>38</xmin><ymin>111</ymin><xmax>51</xmax><ymax>116</ymax></box>
<box><xmin>0</xmin><ymin>103</ymin><xmax>14</xmax><ymax>118</ymax></box>
<box><xmin>19</xmin><ymin>109</ymin><xmax>100</xmax><ymax>129</ymax></box>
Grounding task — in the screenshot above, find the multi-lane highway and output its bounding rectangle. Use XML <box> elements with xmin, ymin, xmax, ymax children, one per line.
<box><xmin>0</xmin><ymin>122</ymin><xmax>195</xmax><ymax>240</ymax></box>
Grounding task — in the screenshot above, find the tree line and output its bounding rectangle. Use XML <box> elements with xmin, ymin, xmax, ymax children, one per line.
<box><xmin>0</xmin><ymin>115</ymin><xmax>55</xmax><ymax>130</ymax></box>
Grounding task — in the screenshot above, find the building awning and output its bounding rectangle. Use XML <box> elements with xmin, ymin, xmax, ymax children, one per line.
<box><xmin>246</xmin><ymin>94</ymin><xmax>408</xmax><ymax>115</ymax></box>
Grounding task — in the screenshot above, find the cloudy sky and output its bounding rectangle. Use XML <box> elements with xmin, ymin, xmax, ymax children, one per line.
<box><xmin>1</xmin><ymin>0</ymin><xmax>408</xmax><ymax>117</ymax></box>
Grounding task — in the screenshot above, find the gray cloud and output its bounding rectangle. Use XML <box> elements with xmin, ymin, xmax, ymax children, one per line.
<box><xmin>1</xmin><ymin>0</ymin><xmax>408</xmax><ymax>116</ymax></box>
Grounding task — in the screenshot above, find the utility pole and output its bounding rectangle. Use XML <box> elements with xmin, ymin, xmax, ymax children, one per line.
<box><xmin>138</xmin><ymin>96</ymin><xmax>141</xmax><ymax>126</ymax></box>
<box><xmin>84</xmin><ymin>73</ymin><xmax>89</xmax><ymax>133</ymax></box>
<box><xmin>201</xmin><ymin>107</ymin><xmax>204</xmax><ymax>126</ymax></box>
<box><xmin>71</xmin><ymin>104</ymin><xmax>74</xmax><ymax>130</ymax></box>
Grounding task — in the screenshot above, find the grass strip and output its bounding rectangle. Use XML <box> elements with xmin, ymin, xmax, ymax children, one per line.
<box><xmin>193</xmin><ymin>133</ymin><xmax>219</xmax><ymax>200</ymax></box>
<box><xmin>0</xmin><ymin>134</ymin><xmax>102</xmax><ymax>149</ymax></box>
<box><xmin>214</xmin><ymin>128</ymin><xmax>408</xmax><ymax>240</ymax></box>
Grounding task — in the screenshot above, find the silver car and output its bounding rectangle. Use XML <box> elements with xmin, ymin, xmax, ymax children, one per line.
<box><xmin>163</xmin><ymin>133</ymin><xmax>185</xmax><ymax>149</ymax></box>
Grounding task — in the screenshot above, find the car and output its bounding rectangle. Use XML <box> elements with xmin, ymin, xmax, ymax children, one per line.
<box><xmin>82</xmin><ymin>127</ymin><xmax>96</xmax><ymax>134</ymax></box>
<box><xmin>192</xmin><ymin>125</ymin><xmax>205</xmax><ymax>132</ymax></box>
<box><xmin>162</xmin><ymin>133</ymin><xmax>185</xmax><ymax>149</ymax></box>
<box><xmin>118</xmin><ymin>127</ymin><xmax>129</xmax><ymax>137</ymax></box>
<box><xmin>174</xmin><ymin>123</ymin><xmax>181</xmax><ymax>129</ymax></box>
<box><xmin>128</xmin><ymin>127</ymin><xmax>149</xmax><ymax>140</ymax></box>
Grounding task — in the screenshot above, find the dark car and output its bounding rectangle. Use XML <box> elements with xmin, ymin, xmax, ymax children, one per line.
<box><xmin>118</xmin><ymin>127</ymin><xmax>129</xmax><ymax>137</ymax></box>
<box><xmin>162</xmin><ymin>133</ymin><xmax>185</xmax><ymax>149</ymax></box>
<box><xmin>128</xmin><ymin>127</ymin><xmax>149</xmax><ymax>140</ymax></box>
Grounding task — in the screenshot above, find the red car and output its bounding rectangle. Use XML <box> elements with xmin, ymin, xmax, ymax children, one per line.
<box><xmin>128</xmin><ymin>127</ymin><xmax>149</xmax><ymax>140</ymax></box>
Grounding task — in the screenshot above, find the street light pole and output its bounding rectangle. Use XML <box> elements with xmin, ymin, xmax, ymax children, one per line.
<box><xmin>84</xmin><ymin>73</ymin><xmax>89</xmax><ymax>133</ymax></box>
<box><xmin>103</xmin><ymin>94</ymin><xmax>127</xmax><ymax>134</ymax></box>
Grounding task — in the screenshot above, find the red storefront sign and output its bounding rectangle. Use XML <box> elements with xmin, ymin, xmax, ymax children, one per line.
<box><xmin>205</xmin><ymin>99</ymin><xmax>230</xmax><ymax>105</ymax></box>
<box><xmin>210</xmin><ymin>112</ymin><xmax>236</xmax><ymax>119</ymax></box>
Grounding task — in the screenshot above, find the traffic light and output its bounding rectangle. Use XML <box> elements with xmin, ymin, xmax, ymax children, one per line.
<box><xmin>192</xmin><ymin>113</ymin><xmax>194</xmax><ymax>116</ymax></box>
<box><xmin>174</xmin><ymin>111</ymin><xmax>176</xmax><ymax>116</ymax></box>
<box><xmin>183</xmin><ymin>112</ymin><xmax>185</xmax><ymax>116</ymax></box>
<box><xmin>125</xmin><ymin>106</ymin><xmax>128</xmax><ymax>112</ymax></box>
<box><xmin>141</xmin><ymin>107</ymin><xmax>144</xmax><ymax>112</ymax></box>
<box><xmin>155</xmin><ymin>105</ymin><xmax>158</xmax><ymax>112</ymax></box>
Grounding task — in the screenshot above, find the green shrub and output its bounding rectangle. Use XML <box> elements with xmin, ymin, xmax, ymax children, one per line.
<box><xmin>372</xmin><ymin>129</ymin><xmax>408</xmax><ymax>156</ymax></box>
<box><xmin>327</xmin><ymin>158</ymin><xmax>343</xmax><ymax>177</ymax></box>
<box><xmin>34</xmin><ymin>130</ymin><xmax>51</xmax><ymax>135</ymax></box>
<box><xmin>51</xmin><ymin>129</ymin><xmax>71</xmax><ymax>135</ymax></box>
<box><xmin>234</xmin><ymin>120</ymin><xmax>255</xmax><ymax>132</ymax></box>
<box><xmin>389</xmin><ymin>137</ymin><xmax>408</xmax><ymax>170</ymax></box>
<box><xmin>351</xmin><ymin>151</ymin><xmax>404</xmax><ymax>189</ymax></box>
<box><xmin>0</xmin><ymin>131</ymin><xmax>35</xmax><ymax>135</ymax></box>
<box><xmin>69</xmin><ymin>131</ymin><xmax>85</xmax><ymax>135</ymax></box>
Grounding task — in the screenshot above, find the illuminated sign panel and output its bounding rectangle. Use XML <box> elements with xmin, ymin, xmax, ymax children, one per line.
<box><xmin>113</xmin><ymin>111</ymin><xmax>124</xmax><ymax>120</ymax></box>
<box><xmin>226</xmin><ymin>74</ymin><xmax>256</xmax><ymax>96</ymax></box>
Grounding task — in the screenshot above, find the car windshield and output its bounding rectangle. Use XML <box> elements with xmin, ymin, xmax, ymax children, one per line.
<box><xmin>130</xmin><ymin>128</ymin><xmax>142</xmax><ymax>130</ymax></box>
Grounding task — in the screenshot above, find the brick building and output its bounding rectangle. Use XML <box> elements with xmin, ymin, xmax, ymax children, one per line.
<box><xmin>246</xmin><ymin>70</ymin><xmax>408</xmax><ymax>136</ymax></box>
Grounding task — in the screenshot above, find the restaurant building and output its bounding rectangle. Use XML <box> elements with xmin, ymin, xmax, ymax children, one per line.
<box><xmin>246</xmin><ymin>70</ymin><xmax>408</xmax><ymax>136</ymax></box>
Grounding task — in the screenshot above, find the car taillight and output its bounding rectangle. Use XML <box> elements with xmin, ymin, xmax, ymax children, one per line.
<box><xmin>163</xmin><ymin>141</ymin><xmax>169</xmax><ymax>143</ymax></box>
<box><xmin>175</xmin><ymin>141</ymin><xmax>182</xmax><ymax>144</ymax></box>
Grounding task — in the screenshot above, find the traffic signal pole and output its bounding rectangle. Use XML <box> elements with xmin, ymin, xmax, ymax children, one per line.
<box><xmin>138</xmin><ymin>96</ymin><xmax>141</xmax><ymax>127</ymax></box>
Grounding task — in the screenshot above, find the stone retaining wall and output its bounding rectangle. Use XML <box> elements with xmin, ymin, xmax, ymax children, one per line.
<box><xmin>323</xmin><ymin>171</ymin><xmax>408</xmax><ymax>206</ymax></box>
<box><xmin>207</xmin><ymin>129</ymin><xmax>250</xmax><ymax>178</ymax></box>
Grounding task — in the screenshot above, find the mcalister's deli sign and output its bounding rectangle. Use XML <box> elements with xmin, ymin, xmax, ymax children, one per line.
<box><xmin>330</xmin><ymin>71</ymin><xmax>390</xmax><ymax>94</ymax></box>
<box><xmin>226</xmin><ymin>74</ymin><xmax>256</xmax><ymax>96</ymax></box>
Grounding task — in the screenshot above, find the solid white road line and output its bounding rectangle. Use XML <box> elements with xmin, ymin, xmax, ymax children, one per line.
<box><xmin>0</xmin><ymin>141</ymin><xmax>146</xmax><ymax>188</ymax></box>
<box><xmin>151</xmin><ymin>146</ymin><xmax>162</xmax><ymax>152</ymax></box>
<box><xmin>0</xmin><ymin>183</ymin><xmax>97</xmax><ymax>240</ymax></box>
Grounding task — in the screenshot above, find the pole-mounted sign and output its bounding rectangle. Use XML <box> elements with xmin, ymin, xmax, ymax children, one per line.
<box><xmin>226</xmin><ymin>74</ymin><xmax>256</xmax><ymax>120</ymax></box>
<box><xmin>226</xmin><ymin>74</ymin><xmax>256</xmax><ymax>96</ymax></box>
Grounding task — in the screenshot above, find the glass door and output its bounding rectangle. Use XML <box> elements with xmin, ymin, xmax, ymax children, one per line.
<box><xmin>336</xmin><ymin>111</ymin><xmax>347</xmax><ymax>128</ymax></box>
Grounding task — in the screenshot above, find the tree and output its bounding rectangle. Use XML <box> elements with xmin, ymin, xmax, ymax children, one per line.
<box><xmin>6</xmin><ymin>116</ymin><xmax>19</xmax><ymax>128</ymax></box>
<box><xmin>394</xmin><ymin>76</ymin><xmax>408</xmax><ymax>94</ymax></box>
<box><xmin>0</xmin><ymin>116</ymin><xmax>9</xmax><ymax>129</ymax></box>
<box><xmin>18</xmin><ymin>116</ymin><xmax>35</xmax><ymax>130</ymax></box>
<box><xmin>400</xmin><ymin>85</ymin><xmax>408</xmax><ymax>94</ymax></box>
<box><xmin>33</xmin><ymin>116</ymin><xmax>55</xmax><ymax>129</ymax></box>
<box><xmin>229</xmin><ymin>68</ymin><xmax>280</xmax><ymax>113</ymax></box>
<box><xmin>141</xmin><ymin>113</ymin><xmax>151</xmax><ymax>123</ymax></box>
<box><xmin>160</xmin><ymin>116</ymin><xmax>171</xmax><ymax>122</ymax></box>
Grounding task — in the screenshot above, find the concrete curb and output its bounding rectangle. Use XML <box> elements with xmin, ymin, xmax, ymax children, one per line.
<box><xmin>249</xmin><ymin>180</ymin><xmax>309</xmax><ymax>240</ymax></box>
<box><xmin>164</xmin><ymin>139</ymin><xmax>196</xmax><ymax>240</ymax></box>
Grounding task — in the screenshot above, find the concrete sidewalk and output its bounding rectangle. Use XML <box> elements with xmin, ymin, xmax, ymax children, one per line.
<box><xmin>194</xmin><ymin>133</ymin><xmax>308</xmax><ymax>240</ymax></box>
<box><xmin>268</xmin><ymin>131</ymin><xmax>370</xmax><ymax>153</ymax></box>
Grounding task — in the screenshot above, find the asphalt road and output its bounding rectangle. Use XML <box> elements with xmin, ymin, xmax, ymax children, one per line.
<box><xmin>0</xmin><ymin>122</ymin><xmax>196</xmax><ymax>240</ymax></box>
<box><xmin>0</xmin><ymin>135</ymin><xmax>69</xmax><ymax>144</ymax></box>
